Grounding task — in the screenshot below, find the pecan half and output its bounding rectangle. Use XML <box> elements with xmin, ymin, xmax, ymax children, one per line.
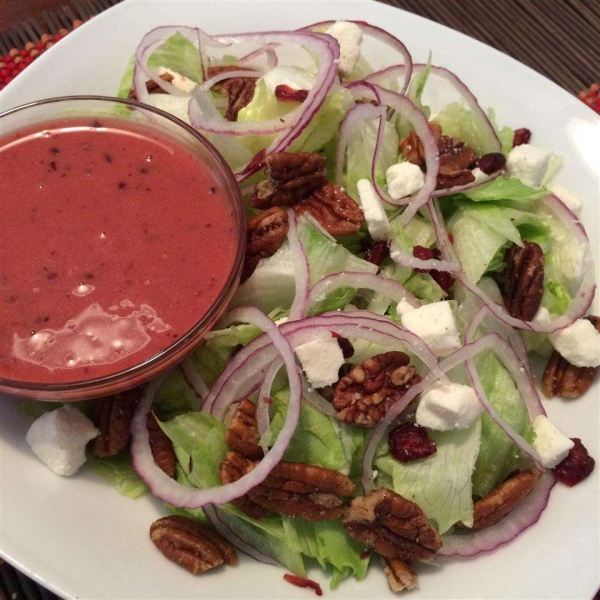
<box><xmin>220</xmin><ymin>452</ymin><xmax>354</xmax><ymax>521</ymax></box>
<box><xmin>150</xmin><ymin>516</ymin><xmax>237</xmax><ymax>575</ymax></box>
<box><xmin>542</xmin><ymin>315</ymin><xmax>600</xmax><ymax>398</ymax></box>
<box><xmin>249</xmin><ymin>152</ymin><xmax>327</xmax><ymax>209</ymax></box>
<box><xmin>400</xmin><ymin>122</ymin><xmax>477</xmax><ymax>189</ymax></box>
<box><xmin>333</xmin><ymin>352</ymin><xmax>421</xmax><ymax>427</ymax></box>
<box><xmin>91</xmin><ymin>387</ymin><xmax>143</xmax><ymax>457</ymax></box>
<box><xmin>495</xmin><ymin>241</ymin><xmax>545</xmax><ymax>320</ymax></box>
<box><xmin>343</xmin><ymin>488</ymin><xmax>443</xmax><ymax>562</ymax></box>
<box><xmin>148</xmin><ymin>407</ymin><xmax>176</xmax><ymax>477</ymax></box>
<box><xmin>459</xmin><ymin>468</ymin><xmax>541</xmax><ymax>530</ymax></box>
<box><xmin>243</xmin><ymin>207</ymin><xmax>289</xmax><ymax>280</ymax></box>
<box><xmin>294</xmin><ymin>182</ymin><xmax>365</xmax><ymax>236</ymax></box>
<box><xmin>225</xmin><ymin>399</ymin><xmax>263</xmax><ymax>459</ymax></box>
<box><xmin>220</xmin><ymin>451</ymin><xmax>268</xmax><ymax>519</ymax></box>
<box><xmin>207</xmin><ymin>66</ymin><xmax>257</xmax><ymax>122</ymax></box>
<box><xmin>383</xmin><ymin>558</ymin><xmax>419</xmax><ymax>593</ymax></box>
<box><xmin>127</xmin><ymin>72</ymin><xmax>174</xmax><ymax>100</ymax></box>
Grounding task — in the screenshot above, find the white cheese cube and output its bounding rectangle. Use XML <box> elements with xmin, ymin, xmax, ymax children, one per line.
<box><xmin>533</xmin><ymin>306</ymin><xmax>551</xmax><ymax>324</ymax></box>
<box><xmin>548</xmin><ymin>183</ymin><xmax>582</xmax><ymax>215</ymax></box>
<box><xmin>295</xmin><ymin>337</ymin><xmax>344</xmax><ymax>388</ymax></box>
<box><xmin>532</xmin><ymin>415</ymin><xmax>574</xmax><ymax>468</ymax></box>
<box><xmin>401</xmin><ymin>301</ymin><xmax>461</xmax><ymax>357</ymax></box>
<box><xmin>416</xmin><ymin>383</ymin><xmax>483</xmax><ymax>431</ymax></box>
<box><xmin>275</xmin><ymin>317</ymin><xmax>288</xmax><ymax>326</ymax></box>
<box><xmin>506</xmin><ymin>144</ymin><xmax>551</xmax><ymax>187</ymax></box>
<box><xmin>396</xmin><ymin>298</ymin><xmax>416</xmax><ymax>316</ymax></box>
<box><xmin>549</xmin><ymin>319</ymin><xmax>600</xmax><ymax>367</ymax></box>
<box><xmin>326</xmin><ymin>21</ymin><xmax>363</xmax><ymax>78</ymax></box>
<box><xmin>385</xmin><ymin>162</ymin><xmax>425</xmax><ymax>200</ymax></box>
<box><xmin>471</xmin><ymin>167</ymin><xmax>487</xmax><ymax>182</ymax></box>
<box><xmin>26</xmin><ymin>405</ymin><xmax>99</xmax><ymax>476</ymax></box>
<box><xmin>357</xmin><ymin>179</ymin><xmax>391</xmax><ymax>241</ymax></box>
<box><xmin>157</xmin><ymin>67</ymin><xmax>197</xmax><ymax>94</ymax></box>
<box><xmin>262</xmin><ymin>66</ymin><xmax>315</xmax><ymax>93</ymax></box>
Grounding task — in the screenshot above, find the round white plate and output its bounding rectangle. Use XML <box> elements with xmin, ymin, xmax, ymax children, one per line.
<box><xmin>0</xmin><ymin>1</ymin><xmax>598</xmax><ymax>598</ymax></box>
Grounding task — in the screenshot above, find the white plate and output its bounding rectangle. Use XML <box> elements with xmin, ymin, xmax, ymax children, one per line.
<box><xmin>1</xmin><ymin>1</ymin><xmax>599</xmax><ymax>598</ymax></box>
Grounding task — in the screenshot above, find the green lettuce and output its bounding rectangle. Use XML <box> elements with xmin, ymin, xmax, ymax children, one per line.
<box><xmin>376</xmin><ymin>419</ymin><xmax>482</xmax><ymax>533</ymax></box>
<box><xmin>461</xmin><ymin>177</ymin><xmax>548</xmax><ymax>205</ymax></box>
<box><xmin>90</xmin><ymin>453</ymin><xmax>148</xmax><ymax>499</ymax></box>
<box><xmin>404</xmin><ymin>272</ymin><xmax>447</xmax><ymax>303</ymax></box>
<box><xmin>472</xmin><ymin>351</ymin><xmax>528</xmax><ymax>497</ymax></box>
<box><xmin>155</xmin><ymin>368</ymin><xmax>198</xmax><ymax>412</ymax></box>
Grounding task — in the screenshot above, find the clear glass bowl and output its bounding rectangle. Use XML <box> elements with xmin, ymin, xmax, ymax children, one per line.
<box><xmin>0</xmin><ymin>96</ymin><xmax>245</xmax><ymax>400</ymax></box>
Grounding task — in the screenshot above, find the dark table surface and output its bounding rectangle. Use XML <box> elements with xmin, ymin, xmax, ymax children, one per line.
<box><xmin>0</xmin><ymin>1</ymin><xmax>598</xmax><ymax>599</ymax></box>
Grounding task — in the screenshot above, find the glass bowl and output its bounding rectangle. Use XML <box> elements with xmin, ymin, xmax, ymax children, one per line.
<box><xmin>0</xmin><ymin>96</ymin><xmax>245</xmax><ymax>400</ymax></box>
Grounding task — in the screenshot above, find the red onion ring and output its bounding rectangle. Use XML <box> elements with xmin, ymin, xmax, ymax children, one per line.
<box><xmin>438</xmin><ymin>471</ymin><xmax>555</xmax><ymax>557</ymax></box>
<box><xmin>347</xmin><ymin>82</ymin><xmax>440</xmax><ymax>218</ymax></box>
<box><xmin>238</xmin><ymin>44</ymin><xmax>278</xmax><ymax>70</ymax></box>
<box><xmin>335</xmin><ymin>102</ymin><xmax>386</xmax><ymax>187</ymax></box>
<box><xmin>287</xmin><ymin>210</ymin><xmax>311</xmax><ymax>321</ymax></box>
<box><xmin>360</xmin><ymin>64</ymin><xmax>411</xmax><ymax>95</ymax></box>
<box><xmin>300</xmin><ymin>20</ymin><xmax>413</xmax><ymax>93</ymax></box>
<box><xmin>256</xmin><ymin>359</ymin><xmax>283</xmax><ymax>452</ymax></box>
<box><xmin>133</xmin><ymin>26</ymin><xmax>203</xmax><ymax>104</ymax></box>
<box><xmin>179</xmin><ymin>357</ymin><xmax>208</xmax><ymax>406</ymax></box>
<box><xmin>307</xmin><ymin>271</ymin><xmax>420</xmax><ymax>314</ymax></box>
<box><xmin>130</xmin><ymin>308</ymin><xmax>302</xmax><ymax>509</ymax></box>
<box><xmin>360</xmin><ymin>332</ymin><xmax>546</xmax><ymax>492</ymax></box>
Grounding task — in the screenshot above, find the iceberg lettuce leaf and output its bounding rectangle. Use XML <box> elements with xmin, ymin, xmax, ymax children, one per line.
<box><xmin>90</xmin><ymin>453</ymin><xmax>148</xmax><ymax>499</ymax></box>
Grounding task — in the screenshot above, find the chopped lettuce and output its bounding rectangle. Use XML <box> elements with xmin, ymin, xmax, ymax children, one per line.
<box><xmin>404</xmin><ymin>272</ymin><xmax>447</xmax><ymax>303</ymax></box>
<box><xmin>155</xmin><ymin>368</ymin><xmax>198</xmax><ymax>412</ymax></box>
<box><xmin>461</xmin><ymin>177</ymin><xmax>548</xmax><ymax>205</ymax></box>
<box><xmin>376</xmin><ymin>419</ymin><xmax>482</xmax><ymax>533</ymax></box>
<box><xmin>472</xmin><ymin>351</ymin><xmax>528</xmax><ymax>497</ymax></box>
<box><xmin>90</xmin><ymin>453</ymin><xmax>148</xmax><ymax>499</ymax></box>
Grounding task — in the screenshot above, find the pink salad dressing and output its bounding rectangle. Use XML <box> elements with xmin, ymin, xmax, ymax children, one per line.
<box><xmin>0</xmin><ymin>117</ymin><xmax>237</xmax><ymax>384</ymax></box>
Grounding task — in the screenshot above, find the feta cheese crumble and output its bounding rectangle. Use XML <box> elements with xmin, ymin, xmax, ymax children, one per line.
<box><xmin>26</xmin><ymin>405</ymin><xmax>99</xmax><ymax>476</ymax></box>
<box><xmin>396</xmin><ymin>298</ymin><xmax>415</xmax><ymax>316</ymax></box>
<box><xmin>385</xmin><ymin>162</ymin><xmax>425</xmax><ymax>200</ymax></box>
<box><xmin>326</xmin><ymin>21</ymin><xmax>363</xmax><ymax>78</ymax></box>
<box><xmin>415</xmin><ymin>383</ymin><xmax>483</xmax><ymax>431</ymax></box>
<box><xmin>532</xmin><ymin>415</ymin><xmax>574</xmax><ymax>468</ymax></box>
<box><xmin>471</xmin><ymin>167</ymin><xmax>487</xmax><ymax>182</ymax></box>
<box><xmin>401</xmin><ymin>301</ymin><xmax>462</xmax><ymax>357</ymax></box>
<box><xmin>549</xmin><ymin>319</ymin><xmax>600</xmax><ymax>367</ymax></box>
<box><xmin>506</xmin><ymin>144</ymin><xmax>551</xmax><ymax>187</ymax></box>
<box><xmin>295</xmin><ymin>337</ymin><xmax>344</xmax><ymax>388</ymax></box>
<box><xmin>357</xmin><ymin>179</ymin><xmax>391</xmax><ymax>241</ymax></box>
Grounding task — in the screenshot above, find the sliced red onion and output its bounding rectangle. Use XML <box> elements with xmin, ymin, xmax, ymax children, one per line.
<box><xmin>389</xmin><ymin>242</ymin><xmax>460</xmax><ymax>274</ymax></box>
<box><xmin>432</xmin><ymin>170</ymin><xmax>501</xmax><ymax>197</ymax></box>
<box><xmin>179</xmin><ymin>357</ymin><xmax>208</xmax><ymax>408</ymax></box>
<box><xmin>205</xmin><ymin>312</ymin><xmax>444</xmax><ymax>418</ymax></box>
<box><xmin>361</xmin><ymin>332</ymin><xmax>545</xmax><ymax>492</ymax></box>
<box><xmin>300</xmin><ymin>20</ymin><xmax>413</xmax><ymax>93</ymax></box>
<box><xmin>360</xmin><ymin>64</ymin><xmax>411</xmax><ymax>95</ymax></box>
<box><xmin>131</xmin><ymin>308</ymin><xmax>302</xmax><ymax>509</ymax></box>
<box><xmin>307</xmin><ymin>271</ymin><xmax>420</xmax><ymax>314</ymax></box>
<box><xmin>256</xmin><ymin>359</ymin><xmax>283</xmax><ymax>452</ymax></box>
<box><xmin>438</xmin><ymin>471</ymin><xmax>555</xmax><ymax>557</ymax></box>
<box><xmin>335</xmin><ymin>102</ymin><xmax>386</xmax><ymax>186</ymax></box>
<box><xmin>456</xmin><ymin>199</ymin><xmax>594</xmax><ymax>335</ymax></box>
<box><xmin>287</xmin><ymin>209</ymin><xmax>311</xmax><ymax>321</ymax></box>
<box><xmin>133</xmin><ymin>26</ymin><xmax>202</xmax><ymax>104</ymax></box>
<box><xmin>203</xmin><ymin>505</ymin><xmax>280</xmax><ymax>566</ymax></box>
<box><xmin>238</xmin><ymin>44</ymin><xmax>278</xmax><ymax>71</ymax></box>
<box><xmin>347</xmin><ymin>82</ymin><xmax>439</xmax><ymax>217</ymax></box>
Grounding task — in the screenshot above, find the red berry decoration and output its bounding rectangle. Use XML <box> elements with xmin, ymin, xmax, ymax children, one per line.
<box><xmin>553</xmin><ymin>438</ymin><xmax>595</xmax><ymax>487</ymax></box>
<box><xmin>388</xmin><ymin>422</ymin><xmax>437</xmax><ymax>463</ymax></box>
<box><xmin>364</xmin><ymin>240</ymin><xmax>390</xmax><ymax>266</ymax></box>
<box><xmin>513</xmin><ymin>127</ymin><xmax>532</xmax><ymax>147</ymax></box>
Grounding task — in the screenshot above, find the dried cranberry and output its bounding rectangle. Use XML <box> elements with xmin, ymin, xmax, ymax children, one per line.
<box><xmin>553</xmin><ymin>438</ymin><xmax>595</xmax><ymax>487</ymax></box>
<box><xmin>412</xmin><ymin>246</ymin><xmax>455</xmax><ymax>293</ymax></box>
<box><xmin>364</xmin><ymin>240</ymin><xmax>390</xmax><ymax>266</ymax></box>
<box><xmin>388</xmin><ymin>422</ymin><xmax>437</xmax><ymax>463</ymax></box>
<box><xmin>336</xmin><ymin>336</ymin><xmax>355</xmax><ymax>359</ymax></box>
<box><xmin>275</xmin><ymin>85</ymin><xmax>309</xmax><ymax>103</ymax></box>
<box><xmin>513</xmin><ymin>128</ymin><xmax>531</xmax><ymax>147</ymax></box>
<box><xmin>476</xmin><ymin>152</ymin><xmax>506</xmax><ymax>175</ymax></box>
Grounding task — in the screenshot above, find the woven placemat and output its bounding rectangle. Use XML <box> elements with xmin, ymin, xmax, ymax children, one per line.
<box><xmin>0</xmin><ymin>1</ymin><xmax>598</xmax><ymax>599</ymax></box>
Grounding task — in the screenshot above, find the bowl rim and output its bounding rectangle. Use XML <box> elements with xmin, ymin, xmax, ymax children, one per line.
<box><xmin>0</xmin><ymin>94</ymin><xmax>246</xmax><ymax>399</ymax></box>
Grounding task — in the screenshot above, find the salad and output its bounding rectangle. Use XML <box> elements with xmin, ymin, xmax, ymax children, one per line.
<box><xmin>23</xmin><ymin>20</ymin><xmax>598</xmax><ymax>595</ymax></box>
